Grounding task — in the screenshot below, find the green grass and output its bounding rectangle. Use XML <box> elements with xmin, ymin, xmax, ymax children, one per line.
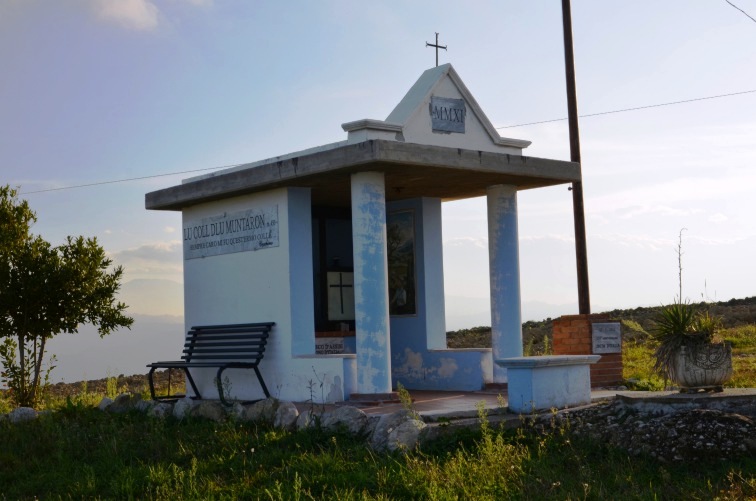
<box><xmin>724</xmin><ymin>324</ymin><xmax>756</xmax><ymax>352</ymax></box>
<box><xmin>1</xmin><ymin>403</ymin><xmax>754</xmax><ymax>499</ymax></box>
<box><xmin>622</xmin><ymin>341</ymin><xmax>666</xmax><ymax>391</ymax></box>
<box><xmin>1</xmin><ymin>321</ymin><xmax>754</xmax><ymax>498</ymax></box>
<box><xmin>723</xmin><ymin>325</ymin><xmax>756</xmax><ymax>388</ymax></box>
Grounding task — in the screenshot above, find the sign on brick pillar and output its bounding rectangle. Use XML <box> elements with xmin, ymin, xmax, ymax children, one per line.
<box><xmin>552</xmin><ymin>314</ymin><xmax>624</xmax><ymax>387</ymax></box>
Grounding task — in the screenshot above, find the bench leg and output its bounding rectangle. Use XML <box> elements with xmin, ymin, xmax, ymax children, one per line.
<box><xmin>149</xmin><ymin>367</ymin><xmax>194</xmax><ymax>401</ymax></box>
<box><xmin>215</xmin><ymin>367</ymin><xmax>271</xmax><ymax>406</ymax></box>
<box><xmin>254</xmin><ymin>366</ymin><xmax>271</xmax><ymax>399</ymax></box>
<box><xmin>216</xmin><ymin>367</ymin><xmax>230</xmax><ymax>406</ymax></box>
<box><xmin>148</xmin><ymin>367</ymin><xmax>158</xmax><ymax>401</ymax></box>
<box><xmin>184</xmin><ymin>368</ymin><xmax>201</xmax><ymax>400</ymax></box>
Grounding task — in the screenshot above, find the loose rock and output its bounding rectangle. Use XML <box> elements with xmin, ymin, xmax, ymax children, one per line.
<box><xmin>554</xmin><ymin>401</ymin><xmax>756</xmax><ymax>462</ymax></box>
<box><xmin>173</xmin><ymin>398</ymin><xmax>196</xmax><ymax>419</ymax></box>
<box><xmin>237</xmin><ymin>398</ymin><xmax>278</xmax><ymax>423</ymax></box>
<box><xmin>148</xmin><ymin>402</ymin><xmax>174</xmax><ymax>419</ymax></box>
<box><xmin>321</xmin><ymin>406</ymin><xmax>369</xmax><ymax>435</ymax></box>
<box><xmin>107</xmin><ymin>393</ymin><xmax>142</xmax><ymax>414</ymax></box>
<box><xmin>273</xmin><ymin>401</ymin><xmax>299</xmax><ymax>430</ymax></box>
<box><xmin>371</xmin><ymin>410</ymin><xmax>415</xmax><ymax>451</ymax></box>
<box><xmin>387</xmin><ymin>418</ymin><xmax>426</xmax><ymax>452</ymax></box>
<box><xmin>97</xmin><ymin>397</ymin><xmax>113</xmax><ymax>411</ymax></box>
<box><xmin>296</xmin><ymin>409</ymin><xmax>318</xmax><ymax>430</ymax></box>
<box><xmin>192</xmin><ymin>400</ymin><xmax>227</xmax><ymax>422</ymax></box>
<box><xmin>8</xmin><ymin>407</ymin><xmax>38</xmax><ymax>424</ymax></box>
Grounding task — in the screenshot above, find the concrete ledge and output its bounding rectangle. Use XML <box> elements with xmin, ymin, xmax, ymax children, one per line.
<box><xmin>496</xmin><ymin>355</ymin><xmax>601</xmax><ymax>413</ymax></box>
<box><xmin>496</xmin><ymin>355</ymin><xmax>600</xmax><ymax>369</ymax></box>
<box><xmin>616</xmin><ymin>389</ymin><xmax>756</xmax><ymax>416</ymax></box>
<box><xmin>293</xmin><ymin>354</ymin><xmax>357</xmax><ymax>359</ymax></box>
<box><xmin>428</xmin><ymin>348</ymin><xmax>492</xmax><ymax>353</ymax></box>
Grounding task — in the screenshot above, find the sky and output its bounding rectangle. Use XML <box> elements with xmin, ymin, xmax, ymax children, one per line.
<box><xmin>2</xmin><ymin>0</ymin><xmax>755</xmax><ymax>381</ymax></box>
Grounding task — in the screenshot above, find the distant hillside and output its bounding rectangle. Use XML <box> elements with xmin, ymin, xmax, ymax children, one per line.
<box><xmin>447</xmin><ymin>296</ymin><xmax>756</xmax><ymax>352</ymax></box>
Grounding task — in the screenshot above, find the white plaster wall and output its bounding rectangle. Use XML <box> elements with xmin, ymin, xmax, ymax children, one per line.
<box><xmin>183</xmin><ymin>189</ymin><xmax>289</xmax><ymax>336</ymax></box>
<box><xmin>181</xmin><ymin>189</ymin><xmax>352</xmax><ymax>402</ymax></box>
<box><xmin>400</xmin><ymin>78</ymin><xmax>522</xmax><ymax>155</ymax></box>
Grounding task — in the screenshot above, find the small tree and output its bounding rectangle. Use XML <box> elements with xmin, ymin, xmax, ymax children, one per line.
<box><xmin>0</xmin><ymin>186</ymin><xmax>133</xmax><ymax>407</ymax></box>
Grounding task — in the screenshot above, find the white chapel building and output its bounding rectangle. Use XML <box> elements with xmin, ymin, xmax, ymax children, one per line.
<box><xmin>146</xmin><ymin>64</ymin><xmax>580</xmax><ymax>403</ymax></box>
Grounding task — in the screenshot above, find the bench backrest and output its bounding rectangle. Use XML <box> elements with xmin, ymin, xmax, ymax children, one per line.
<box><xmin>182</xmin><ymin>322</ymin><xmax>275</xmax><ymax>364</ymax></box>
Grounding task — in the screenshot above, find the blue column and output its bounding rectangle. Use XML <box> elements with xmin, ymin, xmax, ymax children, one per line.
<box><xmin>487</xmin><ymin>184</ymin><xmax>523</xmax><ymax>383</ymax></box>
<box><xmin>288</xmin><ymin>187</ymin><xmax>315</xmax><ymax>356</ymax></box>
<box><xmin>351</xmin><ymin>171</ymin><xmax>392</xmax><ymax>395</ymax></box>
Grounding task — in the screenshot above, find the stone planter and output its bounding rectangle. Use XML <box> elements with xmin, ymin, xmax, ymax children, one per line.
<box><xmin>669</xmin><ymin>343</ymin><xmax>733</xmax><ymax>392</ymax></box>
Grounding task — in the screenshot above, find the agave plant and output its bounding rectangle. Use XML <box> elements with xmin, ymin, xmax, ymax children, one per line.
<box><xmin>651</xmin><ymin>302</ymin><xmax>723</xmax><ymax>377</ymax></box>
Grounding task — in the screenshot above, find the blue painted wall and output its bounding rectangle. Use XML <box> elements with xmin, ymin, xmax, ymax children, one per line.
<box><xmin>388</xmin><ymin>197</ymin><xmax>489</xmax><ymax>391</ymax></box>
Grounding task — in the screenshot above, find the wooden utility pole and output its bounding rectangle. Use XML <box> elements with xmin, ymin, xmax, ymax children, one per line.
<box><xmin>561</xmin><ymin>0</ymin><xmax>591</xmax><ymax>314</ymax></box>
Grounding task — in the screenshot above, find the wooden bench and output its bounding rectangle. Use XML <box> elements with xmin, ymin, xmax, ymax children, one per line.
<box><xmin>147</xmin><ymin>322</ymin><xmax>275</xmax><ymax>406</ymax></box>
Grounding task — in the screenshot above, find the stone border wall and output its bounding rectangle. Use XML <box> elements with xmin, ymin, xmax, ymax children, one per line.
<box><xmin>552</xmin><ymin>314</ymin><xmax>623</xmax><ymax>387</ymax></box>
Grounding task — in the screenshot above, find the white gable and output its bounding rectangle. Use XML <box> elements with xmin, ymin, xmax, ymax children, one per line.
<box><xmin>342</xmin><ymin>64</ymin><xmax>531</xmax><ymax>154</ymax></box>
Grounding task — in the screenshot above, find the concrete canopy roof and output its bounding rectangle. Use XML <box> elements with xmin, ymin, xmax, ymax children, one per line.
<box><xmin>145</xmin><ymin>139</ymin><xmax>580</xmax><ymax>211</ymax></box>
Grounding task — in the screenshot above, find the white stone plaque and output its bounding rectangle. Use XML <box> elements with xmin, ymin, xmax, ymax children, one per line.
<box><xmin>183</xmin><ymin>205</ymin><xmax>279</xmax><ymax>260</ymax></box>
<box><xmin>592</xmin><ymin>322</ymin><xmax>622</xmax><ymax>354</ymax></box>
<box><xmin>430</xmin><ymin>96</ymin><xmax>466</xmax><ymax>133</ymax></box>
<box><xmin>315</xmin><ymin>337</ymin><xmax>345</xmax><ymax>355</ymax></box>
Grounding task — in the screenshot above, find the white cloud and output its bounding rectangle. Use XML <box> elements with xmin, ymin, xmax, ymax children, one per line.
<box><xmin>178</xmin><ymin>0</ymin><xmax>213</xmax><ymax>6</ymax></box>
<box><xmin>594</xmin><ymin>232</ymin><xmax>674</xmax><ymax>251</ymax></box>
<box><xmin>163</xmin><ymin>226</ymin><xmax>176</xmax><ymax>233</ymax></box>
<box><xmin>110</xmin><ymin>241</ymin><xmax>182</xmax><ymax>280</ymax></box>
<box><xmin>614</xmin><ymin>205</ymin><xmax>703</xmax><ymax>220</ymax></box>
<box><xmin>443</xmin><ymin>237</ymin><xmax>488</xmax><ymax>249</ymax></box>
<box><xmin>89</xmin><ymin>0</ymin><xmax>159</xmax><ymax>31</ymax></box>
<box><xmin>688</xmin><ymin>234</ymin><xmax>753</xmax><ymax>247</ymax></box>
<box><xmin>708</xmin><ymin>213</ymin><xmax>728</xmax><ymax>223</ymax></box>
<box><xmin>85</xmin><ymin>0</ymin><xmax>214</xmax><ymax>31</ymax></box>
<box><xmin>113</xmin><ymin>241</ymin><xmax>181</xmax><ymax>261</ymax></box>
<box><xmin>520</xmin><ymin>233</ymin><xmax>574</xmax><ymax>244</ymax></box>
<box><xmin>587</xmin><ymin>169</ymin><xmax>756</xmax><ymax>218</ymax></box>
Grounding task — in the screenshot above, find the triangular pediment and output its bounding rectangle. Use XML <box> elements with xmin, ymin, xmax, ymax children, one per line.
<box><xmin>342</xmin><ymin>64</ymin><xmax>530</xmax><ymax>154</ymax></box>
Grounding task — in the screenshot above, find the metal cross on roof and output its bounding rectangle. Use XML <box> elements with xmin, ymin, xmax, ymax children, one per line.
<box><xmin>425</xmin><ymin>32</ymin><xmax>447</xmax><ymax>67</ymax></box>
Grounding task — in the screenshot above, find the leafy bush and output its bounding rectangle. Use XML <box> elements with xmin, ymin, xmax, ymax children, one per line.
<box><xmin>0</xmin><ymin>186</ymin><xmax>133</xmax><ymax>408</ymax></box>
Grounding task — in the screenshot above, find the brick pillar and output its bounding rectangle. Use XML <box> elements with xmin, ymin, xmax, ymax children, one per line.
<box><xmin>552</xmin><ymin>314</ymin><xmax>623</xmax><ymax>387</ymax></box>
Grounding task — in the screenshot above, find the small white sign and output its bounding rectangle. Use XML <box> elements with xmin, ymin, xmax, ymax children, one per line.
<box><xmin>315</xmin><ymin>337</ymin><xmax>345</xmax><ymax>355</ymax></box>
<box><xmin>592</xmin><ymin>322</ymin><xmax>622</xmax><ymax>354</ymax></box>
<box><xmin>183</xmin><ymin>205</ymin><xmax>279</xmax><ymax>260</ymax></box>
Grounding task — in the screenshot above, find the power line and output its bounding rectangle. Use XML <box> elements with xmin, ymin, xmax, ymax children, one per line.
<box><xmin>725</xmin><ymin>0</ymin><xmax>756</xmax><ymax>23</ymax></box>
<box><xmin>16</xmin><ymin>87</ymin><xmax>756</xmax><ymax>195</ymax></box>
<box><xmin>19</xmin><ymin>163</ymin><xmax>243</xmax><ymax>195</ymax></box>
<box><xmin>496</xmin><ymin>88</ymin><xmax>756</xmax><ymax>129</ymax></box>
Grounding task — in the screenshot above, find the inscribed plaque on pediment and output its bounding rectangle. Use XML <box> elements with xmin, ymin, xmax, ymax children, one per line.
<box><xmin>430</xmin><ymin>96</ymin><xmax>466</xmax><ymax>133</ymax></box>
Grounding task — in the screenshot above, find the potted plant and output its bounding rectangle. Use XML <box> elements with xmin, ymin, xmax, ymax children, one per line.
<box><xmin>652</xmin><ymin>301</ymin><xmax>733</xmax><ymax>393</ymax></box>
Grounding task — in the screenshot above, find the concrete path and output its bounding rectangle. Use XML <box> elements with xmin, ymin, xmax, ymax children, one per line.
<box><xmin>297</xmin><ymin>388</ymin><xmax>756</xmax><ymax>422</ymax></box>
